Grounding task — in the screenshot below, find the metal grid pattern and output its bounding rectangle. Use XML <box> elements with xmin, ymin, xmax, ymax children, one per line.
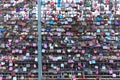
<box><xmin>0</xmin><ymin>0</ymin><xmax>38</xmax><ymax>79</ymax></box>
<box><xmin>41</xmin><ymin>0</ymin><xmax>120</xmax><ymax>80</ymax></box>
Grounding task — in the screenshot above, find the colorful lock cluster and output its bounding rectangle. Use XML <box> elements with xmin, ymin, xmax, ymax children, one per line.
<box><xmin>1</xmin><ymin>0</ymin><xmax>120</xmax><ymax>80</ymax></box>
<box><xmin>0</xmin><ymin>0</ymin><xmax>38</xmax><ymax>80</ymax></box>
<box><xmin>41</xmin><ymin>0</ymin><xmax>120</xmax><ymax>80</ymax></box>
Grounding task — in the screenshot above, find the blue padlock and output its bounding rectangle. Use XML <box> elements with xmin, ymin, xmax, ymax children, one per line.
<box><xmin>115</xmin><ymin>37</ymin><xmax>119</xmax><ymax>41</ymax></box>
<box><xmin>49</xmin><ymin>20</ymin><xmax>54</xmax><ymax>25</ymax></box>
<box><xmin>41</xmin><ymin>1</ymin><xmax>45</xmax><ymax>5</ymax></box>
<box><xmin>58</xmin><ymin>14</ymin><xmax>63</xmax><ymax>19</ymax></box>
<box><xmin>96</xmin><ymin>16</ymin><xmax>102</xmax><ymax>22</ymax></box>
<box><xmin>0</xmin><ymin>28</ymin><xmax>5</xmax><ymax>33</ymax></box>
<box><xmin>67</xmin><ymin>18</ymin><xmax>72</xmax><ymax>22</ymax></box>
<box><xmin>29</xmin><ymin>35</ymin><xmax>33</xmax><ymax>39</ymax></box>
<box><xmin>46</xmin><ymin>28</ymin><xmax>50</xmax><ymax>32</ymax></box>
<box><xmin>16</xmin><ymin>7</ymin><xmax>20</xmax><ymax>12</ymax></box>
<box><xmin>57</xmin><ymin>0</ymin><xmax>61</xmax><ymax>7</ymax></box>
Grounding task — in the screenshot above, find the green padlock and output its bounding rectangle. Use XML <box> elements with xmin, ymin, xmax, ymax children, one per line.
<box><xmin>85</xmin><ymin>3</ymin><xmax>91</xmax><ymax>7</ymax></box>
<box><xmin>69</xmin><ymin>73</ymin><xmax>72</xmax><ymax>78</ymax></box>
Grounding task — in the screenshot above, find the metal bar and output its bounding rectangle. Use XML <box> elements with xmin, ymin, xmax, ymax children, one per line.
<box><xmin>37</xmin><ymin>0</ymin><xmax>42</xmax><ymax>80</ymax></box>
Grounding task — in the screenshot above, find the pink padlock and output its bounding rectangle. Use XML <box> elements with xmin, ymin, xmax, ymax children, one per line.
<box><xmin>9</xmin><ymin>67</ymin><xmax>13</xmax><ymax>71</ymax></box>
<box><xmin>12</xmin><ymin>50</ymin><xmax>15</xmax><ymax>53</ymax></box>
<box><xmin>106</xmin><ymin>0</ymin><xmax>109</xmax><ymax>3</ymax></box>
<box><xmin>72</xmin><ymin>46</ymin><xmax>76</xmax><ymax>50</ymax></box>
<box><xmin>5</xmin><ymin>56</ymin><xmax>8</xmax><ymax>60</ymax></box>
<box><xmin>95</xmin><ymin>70</ymin><xmax>99</xmax><ymax>74</ymax></box>
<box><xmin>72</xmin><ymin>75</ymin><xmax>76</xmax><ymax>80</ymax></box>
<box><xmin>70</xmin><ymin>64</ymin><xmax>74</xmax><ymax>68</ymax></box>
<box><xmin>47</xmin><ymin>36</ymin><xmax>53</xmax><ymax>41</ymax></box>
<box><xmin>33</xmin><ymin>43</ymin><xmax>37</xmax><ymax>47</ymax></box>
<box><xmin>50</xmin><ymin>2</ymin><xmax>55</xmax><ymax>6</ymax></box>
<box><xmin>22</xmin><ymin>46</ymin><xmax>26</xmax><ymax>50</ymax></box>
<box><xmin>81</xmin><ymin>50</ymin><xmax>85</xmax><ymax>54</ymax></box>
<box><xmin>19</xmin><ymin>50</ymin><xmax>23</xmax><ymax>54</ymax></box>
<box><xmin>43</xmin><ymin>65</ymin><xmax>47</xmax><ymax>70</ymax></box>
<box><xmin>62</xmin><ymin>50</ymin><xmax>65</xmax><ymax>54</ymax></box>
<box><xmin>82</xmin><ymin>73</ymin><xmax>85</xmax><ymax>78</ymax></box>
<box><xmin>0</xmin><ymin>77</ymin><xmax>2</xmax><ymax>80</ymax></box>
<box><xmin>66</xmin><ymin>32</ymin><xmax>71</xmax><ymax>36</ymax></box>
<box><xmin>68</xmin><ymin>59</ymin><xmax>74</xmax><ymax>63</ymax></box>
<box><xmin>24</xmin><ymin>15</ymin><xmax>29</xmax><ymax>20</ymax></box>
<box><xmin>116</xmin><ymin>53</ymin><xmax>120</xmax><ymax>56</ymax></box>
<box><xmin>56</xmin><ymin>67</ymin><xmax>60</xmax><ymax>72</ymax></box>
<box><xmin>22</xmin><ymin>35</ymin><xmax>25</xmax><ymax>38</ymax></box>
<box><xmin>15</xmin><ymin>49</ymin><xmax>19</xmax><ymax>53</ymax></box>
<box><xmin>109</xmin><ymin>69</ymin><xmax>113</xmax><ymax>74</ymax></box>
<box><xmin>44</xmin><ymin>44</ymin><xmax>48</xmax><ymax>48</ymax></box>
<box><xmin>54</xmin><ymin>16</ymin><xmax>58</xmax><ymax>21</ymax></box>
<box><xmin>8</xmin><ymin>42</ymin><xmax>12</xmax><ymax>46</ymax></box>
<box><xmin>15</xmin><ymin>39</ymin><xmax>19</xmax><ymax>43</ymax></box>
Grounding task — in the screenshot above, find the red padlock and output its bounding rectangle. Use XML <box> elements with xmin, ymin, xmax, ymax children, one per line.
<box><xmin>54</xmin><ymin>15</ymin><xmax>58</xmax><ymax>21</ymax></box>
<box><xmin>50</xmin><ymin>1</ymin><xmax>55</xmax><ymax>7</ymax></box>
<box><xmin>106</xmin><ymin>0</ymin><xmax>109</xmax><ymax>3</ymax></box>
